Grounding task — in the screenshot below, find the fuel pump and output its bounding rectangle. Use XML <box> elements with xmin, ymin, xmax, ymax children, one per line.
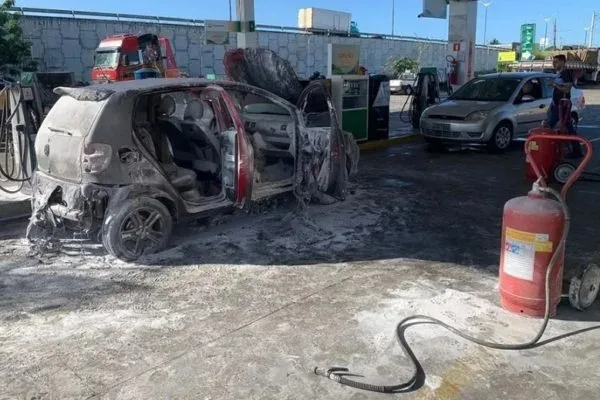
<box><xmin>400</xmin><ymin>67</ymin><xmax>442</xmax><ymax>129</ymax></box>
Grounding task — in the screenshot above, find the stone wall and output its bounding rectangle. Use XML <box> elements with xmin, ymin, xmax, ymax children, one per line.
<box><xmin>20</xmin><ymin>16</ymin><xmax>501</xmax><ymax>82</ymax></box>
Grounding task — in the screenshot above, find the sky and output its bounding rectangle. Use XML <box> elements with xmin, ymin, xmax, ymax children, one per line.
<box><xmin>15</xmin><ymin>0</ymin><xmax>600</xmax><ymax>47</ymax></box>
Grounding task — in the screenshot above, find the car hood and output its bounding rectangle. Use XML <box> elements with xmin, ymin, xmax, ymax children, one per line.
<box><xmin>425</xmin><ymin>100</ymin><xmax>503</xmax><ymax>117</ymax></box>
<box><xmin>223</xmin><ymin>48</ymin><xmax>304</xmax><ymax>104</ymax></box>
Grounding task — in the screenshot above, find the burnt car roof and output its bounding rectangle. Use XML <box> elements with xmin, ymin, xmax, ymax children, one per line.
<box><xmin>53</xmin><ymin>78</ymin><xmax>261</xmax><ymax>102</ymax></box>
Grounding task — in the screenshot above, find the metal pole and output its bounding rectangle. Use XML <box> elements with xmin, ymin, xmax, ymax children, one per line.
<box><xmin>553</xmin><ymin>17</ymin><xmax>557</xmax><ymax>48</ymax></box>
<box><xmin>391</xmin><ymin>0</ymin><xmax>395</xmax><ymax>36</ymax></box>
<box><xmin>544</xmin><ymin>19</ymin><xmax>548</xmax><ymax>49</ymax></box>
<box><xmin>229</xmin><ymin>0</ymin><xmax>232</xmax><ymax>21</ymax></box>
<box><xmin>585</xmin><ymin>28</ymin><xmax>589</xmax><ymax>48</ymax></box>
<box><xmin>589</xmin><ymin>11</ymin><xmax>596</xmax><ymax>48</ymax></box>
<box><xmin>483</xmin><ymin>6</ymin><xmax>488</xmax><ymax>45</ymax></box>
<box><xmin>482</xmin><ymin>2</ymin><xmax>492</xmax><ymax>45</ymax></box>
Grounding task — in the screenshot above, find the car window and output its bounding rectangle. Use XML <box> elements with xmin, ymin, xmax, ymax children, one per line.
<box><xmin>540</xmin><ymin>77</ymin><xmax>555</xmax><ymax>98</ymax></box>
<box><xmin>40</xmin><ymin>95</ymin><xmax>105</xmax><ymax>137</ymax></box>
<box><xmin>519</xmin><ymin>78</ymin><xmax>543</xmax><ymax>100</ymax></box>
<box><xmin>122</xmin><ymin>51</ymin><xmax>141</xmax><ymax>67</ymax></box>
<box><xmin>450</xmin><ymin>77</ymin><xmax>522</xmax><ymax>102</ymax></box>
<box><xmin>94</xmin><ymin>51</ymin><xmax>119</xmax><ymax>68</ymax></box>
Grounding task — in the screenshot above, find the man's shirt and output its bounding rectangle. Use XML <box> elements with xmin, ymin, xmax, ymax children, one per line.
<box><xmin>552</xmin><ymin>69</ymin><xmax>573</xmax><ymax>104</ymax></box>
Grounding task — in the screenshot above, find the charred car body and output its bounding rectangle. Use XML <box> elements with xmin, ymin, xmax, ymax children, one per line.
<box><xmin>27</xmin><ymin>62</ymin><xmax>359</xmax><ymax>261</ymax></box>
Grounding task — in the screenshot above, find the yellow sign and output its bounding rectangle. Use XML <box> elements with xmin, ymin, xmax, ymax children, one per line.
<box><xmin>498</xmin><ymin>51</ymin><xmax>517</xmax><ymax>62</ymax></box>
<box><xmin>506</xmin><ymin>227</ymin><xmax>553</xmax><ymax>252</ymax></box>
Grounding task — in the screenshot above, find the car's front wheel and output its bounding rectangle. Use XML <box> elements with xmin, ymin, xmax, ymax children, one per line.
<box><xmin>102</xmin><ymin>197</ymin><xmax>173</xmax><ymax>262</ymax></box>
<box><xmin>487</xmin><ymin>121</ymin><xmax>513</xmax><ymax>153</ymax></box>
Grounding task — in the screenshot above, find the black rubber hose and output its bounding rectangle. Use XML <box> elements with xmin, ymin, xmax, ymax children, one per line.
<box><xmin>315</xmin><ymin>185</ymin><xmax>569</xmax><ymax>394</ymax></box>
<box><xmin>0</xmin><ymin>85</ymin><xmax>33</xmax><ymax>186</ymax></box>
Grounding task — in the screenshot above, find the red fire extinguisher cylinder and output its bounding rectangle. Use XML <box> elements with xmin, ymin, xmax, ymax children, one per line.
<box><xmin>500</xmin><ymin>134</ymin><xmax>593</xmax><ymax>318</ymax></box>
<box><xmin>499</xmin><ymin>185</ymin><xmax>566</xmax><ymax>317</ymax></box>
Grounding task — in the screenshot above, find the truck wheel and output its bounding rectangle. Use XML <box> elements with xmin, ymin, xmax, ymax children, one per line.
<box><xmin>487</xmin><ymin>122</ymin><xmax>513</xmax><ymax>153</ymax></box>
<box><xmin>102</xmin><ymin>197</ymin><xmax>173</xmax><ymax>262</ymax></box>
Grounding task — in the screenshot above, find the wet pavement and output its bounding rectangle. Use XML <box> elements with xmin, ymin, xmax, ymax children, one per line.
<box><xmin>1</xmin><ymin>89</ymin><xmax>600</xmax><ymax>399</ymax></box>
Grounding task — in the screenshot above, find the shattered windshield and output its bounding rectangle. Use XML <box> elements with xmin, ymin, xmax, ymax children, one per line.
<box><xmin>94</xmin><ymin>51</ymin><xmax>119</xmax><ymax>68</ymax></box>
<box><xmin>450</xmin><ymin>77</ymin><xmax>521</xmax><ymax>102</ymax></box>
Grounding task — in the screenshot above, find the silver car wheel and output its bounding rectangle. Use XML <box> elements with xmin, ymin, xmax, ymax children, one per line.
<box><xmin>495</xmin><ymin>126</ymin><xmax>512</xmax><ymax>149</ymax></box>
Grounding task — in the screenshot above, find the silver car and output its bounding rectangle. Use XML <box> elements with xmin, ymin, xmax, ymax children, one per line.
<box><xmin>420</xmin><ymin>72</ymin><xmax>586</xmax><ymax>152</ymax></box>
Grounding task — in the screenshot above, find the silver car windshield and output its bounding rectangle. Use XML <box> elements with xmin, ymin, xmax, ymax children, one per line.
<box><xmin>451</xmin><ymin>77</ymin><xmax>522</xmax><ymax>102</ymax></box>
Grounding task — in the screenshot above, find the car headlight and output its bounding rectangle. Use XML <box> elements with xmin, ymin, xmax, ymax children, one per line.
<box><xmin>465</xmin><ymin>111</ymin><xmax>489</xmax><ymax>121</ymax></box>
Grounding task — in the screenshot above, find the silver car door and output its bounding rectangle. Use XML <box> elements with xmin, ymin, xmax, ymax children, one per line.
<box><xmin>528</xmin><ymin>78</ymin><xmax>549</xmax><ymax>128</ymax></box>
<box><xmin>513</xmin><ymin>78</ymin><xmax>545</xmax><ymax>135</ymax></box>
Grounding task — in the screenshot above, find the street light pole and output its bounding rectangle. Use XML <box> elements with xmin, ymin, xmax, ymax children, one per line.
<box><xmin>228</xmin><ymin>0</ymin><xmax>232</xmax><ymax>21</ymax></box>
<box><xmin>391</xmin><ymin>0</ymin><xmax>395</xmax><ymax>36</ymax></box>
<box><xmin>544</xmin><ymin>17</ymin><xmax>550</xmax><ymax>49</ymax></box>
<box><xmin>590</xmin><ymin>11</ymin><xmax>597</xmax><ymax>48</ymax></box>
<box><xmin>482</xmin><ymin>2</ymin><xmax>492</xmax><ymax>45</ymax></box>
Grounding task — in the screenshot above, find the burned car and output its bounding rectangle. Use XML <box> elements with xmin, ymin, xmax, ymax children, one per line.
<box><xmin>27</xmin><ymin>75</ymin><xmax>359</xmax><ymax>261</ymax></box>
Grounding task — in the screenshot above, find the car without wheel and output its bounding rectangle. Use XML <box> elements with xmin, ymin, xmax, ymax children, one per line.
<box><xmin>419</xmin><ymin>72</ymin><xmax>585</xmax><ymax>152</ymax></box>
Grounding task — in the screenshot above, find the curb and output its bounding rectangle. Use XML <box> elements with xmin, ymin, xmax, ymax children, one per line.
<box><xmin>0</xmin><ymin>199</ymin><xmax>31</xmax><ymax>221</ymax></box>
<box><xmin>358</xmin><ymin>134</ymin><xmax>422</xmax><ymax>151</ymax></box>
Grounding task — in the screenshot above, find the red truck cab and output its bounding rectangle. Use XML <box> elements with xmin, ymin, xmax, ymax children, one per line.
<box><xmin>92</xmin><ymin>34</ymin><xmax>180</xmax><ymax>83</ymax></box>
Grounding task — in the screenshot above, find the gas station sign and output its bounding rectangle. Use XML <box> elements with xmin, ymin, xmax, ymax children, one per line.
<box><xmin>419</xmin><ymin>0</ymin><xmax>448</xmax><ymax>19</ymax></box>
<box><xmin>520</xmin><ymin>23</ymin><xmax>536</xmax><ymax>60</ymax></box>
<box><xmin>204</xmin><ymin>20</ymin><xmax>236</xmax><ymax>45</ymax></box>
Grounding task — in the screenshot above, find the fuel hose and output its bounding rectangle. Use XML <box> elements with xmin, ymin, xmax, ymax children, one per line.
<box><xmin>314</xmin><ymin>185</ymin><xmax>569</xmax><ymax>393</ymax></box>
<box><xmin>0</xmin><ymin>84</ymin><xmax>35</xmax><ymax>193</ymax></box>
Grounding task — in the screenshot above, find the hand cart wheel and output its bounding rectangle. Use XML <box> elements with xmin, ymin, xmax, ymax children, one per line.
<box><xmin>569</xmin><ymin>263</ymin><xmax>600</xmax><ymax>311</ymax></box>
<box><xmin>553</xmin><ymin>162</ymin><xmax>576</xmax><ymax>184</ymax></box>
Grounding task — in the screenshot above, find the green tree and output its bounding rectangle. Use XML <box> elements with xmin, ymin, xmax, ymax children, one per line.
<box><xmin>0</xmin><ymin>0</ymin><xmax>36</xmax><ymax>71</ymax></box>
<box><xmin>489</xmin><ymin>38</ymin><xmax>500</xmax><ymax>45</ymax></box>
<box><xmin>389</xmin><ymin>57</ymin><xmax>419</xmax><ymax>77</ymax></box>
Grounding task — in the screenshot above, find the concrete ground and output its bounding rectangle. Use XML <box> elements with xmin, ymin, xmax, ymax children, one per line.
<box><xmin>2</xmin><ymin>89</ymin><xmax>600</xmax><ymax>399</ymax></box>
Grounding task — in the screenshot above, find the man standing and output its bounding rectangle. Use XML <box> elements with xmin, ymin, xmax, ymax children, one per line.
<box><xmin>544</xmin><ymin>54</ymin><xmax>582</xmax><ymax>157</ymax></box>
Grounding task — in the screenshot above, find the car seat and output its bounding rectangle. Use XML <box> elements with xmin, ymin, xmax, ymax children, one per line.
<box><xmin>156</xmin><ymin>94</ymin><xmax>182</xmax><ymax>131</ymax></box>
<box><xmin>181</xmin><ymin>99</ymin><xmax>220</xmax><ymax>174</ymax></box>
<box><xmin>154</xmin><ymin>95</ymin><xmax>198</xmax><ymax>168</ymax></box>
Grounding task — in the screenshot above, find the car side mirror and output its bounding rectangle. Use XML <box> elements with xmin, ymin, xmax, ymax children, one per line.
<box><xmin>520</xmin><ymin>95</ymin><xmax>535</xmax><ymax>103</ymax></box>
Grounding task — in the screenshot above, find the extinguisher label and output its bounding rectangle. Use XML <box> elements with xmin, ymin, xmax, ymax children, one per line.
<box><xmin>506</xmin><ymin>228</ymin><xmax>553</xmax><ymax>252</ymax></box>
<box><xmin>504</xmin><ymin>238</ymin><xmax>536</xmax><ymax>281</ymax></box>
<box><xmin>503</xmin><ymin>228</ymin><xmax>553</xmax><ymax>281</ymax></box>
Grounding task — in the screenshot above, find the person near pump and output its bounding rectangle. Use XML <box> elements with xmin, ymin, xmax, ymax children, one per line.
<box><xmin>543</xmin><ymin>54</ymin><xmax>582</xmax><ymax>158</ymax></box>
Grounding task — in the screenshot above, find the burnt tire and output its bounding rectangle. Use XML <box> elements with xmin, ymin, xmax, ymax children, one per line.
<box><xmin>487</xmin><ymin>121</ymin><xmax>513</xmax><ymax>153</ymax></box>
<box><xmin>102</xmin><ymin>197</ymin><xmax>172</xmax><ymax>262</ymax></box>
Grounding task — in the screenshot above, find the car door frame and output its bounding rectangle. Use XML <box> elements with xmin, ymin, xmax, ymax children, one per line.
<box><xmin>513</xmin><ymin>77</ymin><xmax>547</xmax><ymax>136</ymax></box>
<box><xmin>203</xmin><ymin>84</ymin><xmax>254</xmax><ymax>208</ymax></box>
<box><xmin>295</xmin><ymin>80</ymin><xmax>347</xmax><ymax>200</ymax></box>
